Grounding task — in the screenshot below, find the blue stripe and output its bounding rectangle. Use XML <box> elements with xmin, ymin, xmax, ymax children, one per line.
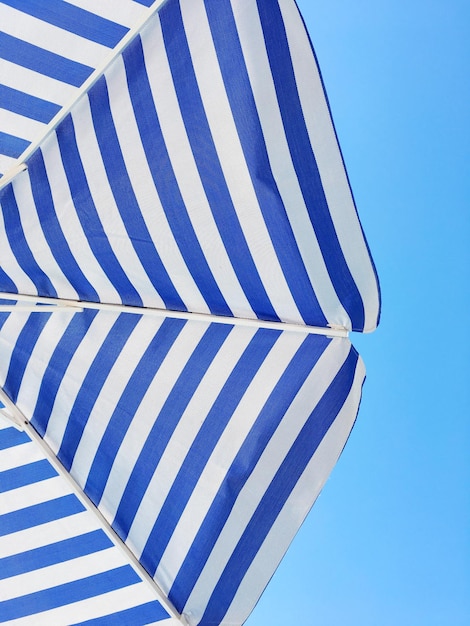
<box><xmin>0</xmin><ymin>566</ymin><xmax>140</xmax><ymax>622</ymax></box>
<box><xmin>27</xmin><ymin>150</ymin><xmax>101</xmax><ymax>302</ymax></box>
<box><xmin>0</xmin><ymin>313</ymin><xmax>10</xmax><ymax>330</ymax></box>
<box><xmin>0</xmin><ymin>266</ymin><xmax>18</xmax><ymax>294</ymax></box>
<box><xmin>2</xmin><ymin>0</ymin><xmax>128</xmax><ymax>48</ymax></box>
<box><xmin>256</xmin><ymin>0</ymin><xmax>365</xmax><ymax>330</ymax></box>
<box><xmin>57</xmin><ymin>314</ymin><xmax>141</xmax><ymax>471</ymax></box>
<box><xmin>132</xmin><ymin>0</ymin><xmax>154</xmax><ymax>6</ymax></box>
<box><xmin>200</xmin><ymin>347</ymin><xmax>360</xmax><ymax>625</ymax></box>
<box><xmin>0</xmin><ymin>427</ymin><xmax>29</xmax><ymax>450</ymax></box>
<box><xmin>31</xmin><ymin>310</ymin><xmax>98</xmax><ymax>437</ymax></box>
<box><xmin>112</xmin><ymin>322</ymin><xmax>233</xmax><ymax>541</ymax></box>
<box><xmin>87</xmin><ymin>74</ymin><xmax>186</xmax><ymax>312</ymax></box>
<box><xmin>0</xmin><ymin>459</ymin><xmax>57</xmax><ymax>493</ymax></box>
<box><xmin>0</xmin><ymin>530</ymin><xmax>112</xmax><ymax>580</ymax></box>
<box><xmin>0</xmin><ymin>494</ymin><xmax>85</xmax><ymax>536</ymax></box>
<box><xmin>0</xmin><ymin>84</ymin><xmax>60</xmax><ymax>123</ymax></box>
<box><xmin>56</xmin><ymin>114</ymin><xmax>143</xmax><ymax>306</ymax></box>
<box><xmin>84</xmin><ymin>317</ymin><xmax>187</xmax><ymax>506</ymax></box>
<box><xmin>3</xmin><ymin>314</ymin><xmax>51</xmax><ymax>403</ymax></box>
<box><xmin>159</xmin><ymin>3</ymin><xmax>278</xmax><ymax>322</ymax></box>
<box><xmin>0</xmin><ymin>32</ymin><xmax>93</xmax><ymax>87</ymax></box>
<box><xmin>169</xmin><ymin>333</ymin><xmax>330</xmax><ymax>609</ymax></box>
<box><xmin>204</xmin><ymin>0</ymin><xmax>327</xmax><ymax>327</ymax></box>
<box><xmin>139</xmin><ymin>328</ymin><xmax>280</xmax><ymax>576</ymax></box>
<box><xmin>122</xmin><ymin>37</ymin><xmax>231</xmax><ymax>317</ymax></box>
<box><xmin>1</xmin><ymin>185</ymin><xmax>58</xmax><ymax>298</ymax></box>
<box><xmin>71</xmin><ymin>601</ymin><xmax>169</xmax><ymax>625</ymax></box>
<box><xmin>0</xmin><ymin>130</ymin><xmax>29</xmax><ymax>158</ymax></box>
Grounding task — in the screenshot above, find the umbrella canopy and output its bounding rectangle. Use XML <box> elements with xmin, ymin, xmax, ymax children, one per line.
<box><xmin>0</xmin><ymin>1</ymin><xmax>380</xmax><ymax>624</ymax></box>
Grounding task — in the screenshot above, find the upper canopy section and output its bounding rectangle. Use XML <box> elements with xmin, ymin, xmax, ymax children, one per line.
<box><xmin>0</xmin><ymin>0</ymin><xmax>380</xmax><ymax>332</ymax></box>
<box><xmin>0</xmin><ymin>0</ymin><xmax>156</xmax><ymax>174</ymax></box>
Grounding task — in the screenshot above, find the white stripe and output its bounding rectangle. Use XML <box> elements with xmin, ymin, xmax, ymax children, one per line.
<box><xmin>44</xmin><ymin>313</ymin><xmax>120</xmax><ymax>454</ymax></box>
<box><xmin>66</xmin><ymin>0</ymin><xmax>149</xmax><ymax>28</ymax></box>
<box><xmin>0</xmin><ymin>548</ymin><xmax>124</xmax><ymax>601</ymax></box>
<box><xmin>156</xmin><ymin>330</ymin><xmax>305</xmax><ymax>592</ymax></box>
<box><xmin>0</xmin><ymin>440</ymin><xmax>44</xmax><ymax>472</ymax></box>
<box><xmin>233</xmin><ymin>0</ymin><xmax>351</xmax><ymax>329</ymax></box>
<box><xmin>0</xmin><ymin>413</ymin><xmax>14</xmax><ymax>429</ymax></box>
<box><xmin>182</xmin><ymin>337</ymin><xmax>351</xmax><ymax>623</ymax></box>
<box><xmin>11</xmin><ymin>175</ymin><xmax>80</xmax><ymax>300</ymax></box>
<box><xmin>180</xmin><ymin>0</ymin><xmax>302</xmax><ymax>324</ymax></box>
<box><xmin>0</xmin><ymin>475</ymin><xmax>71</xmax><ymax>515</ymax></box>
<box><xmin>41</xmin><ymin>132</ymin><xmax>122</xmax><ymax>303</ymax></box>
<box><xmin>0</xmin><ymin>3</ymin><xmax>110</xmax><ymax>67</ymax></box>
<box><xmin>70</xmin><ymin>315</ymin><xmax>166</xmax><ymax>488</ymax></box>
<box><xmin>0</xmin><ymin>412</ymin><xmax>10</xmax><ymax>426</ymax></box>
<box><xmin>141</xmin><ymin>18</ymin><xmax>255</xmax><ymax>319</ymax></box>
<box><xmin>280</xmin><ymin>0</ymin><xmax>380</xmax><ymax>331</ymax></box>
<box><xmin>0</xmin><ymin>59</ymin><xmax>76</xmax><ymax>107</ymax></box>
<box><xmin>0</xmin><ymin>511</ymin><xmax>97</xmax><ymax>558</ymax></box>
<box><xmin>126</xmin><ymin>325</ymin><xmax>254</xmax><ymax>560</ymax></box>
<box><xmin>71</xmin><ymin>88</ymin><xmax>166</xmax><ymax>309</ymax></box>
<box><xmin>2</xmin><ymin>586</ymin><xmax>176</xmax><ymax>626</ymax></box>
<box><xmin>0</xmin><ymin>404</ymin><xmax>19</xmax><ymax>425</ymax></box>
<box><xmin>224</xmin><ymin>353</ymin><xmax>366</xmax><ymax>624</ymax></box>
<box><xmin>97</xmin><ymin>320</ymin><xmax>210</xmax><ymax>522</ymax></box>
<box><xmin>0</xmin><ymin>109</ymin><xmax>44</xmax><ymax>144</ymax></box>
<box><xmin>0</xmin><ymin>154</ymin><xmax>17</xmax><ymax>176</ymax></box>
<box><xmin>15</xmin><ymin>312</ymin><xmax>75</xmax><ymax>418</ymax></box>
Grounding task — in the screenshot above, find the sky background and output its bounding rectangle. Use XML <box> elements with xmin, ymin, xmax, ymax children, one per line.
<box><xmin>248</xmin><ymin>1</ymin><xmax>470</xmax><ymax>625</ymax></box>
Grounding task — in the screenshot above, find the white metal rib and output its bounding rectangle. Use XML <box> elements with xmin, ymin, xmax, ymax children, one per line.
<box><xmin>0</xmin><ymin>292</ymin><xmax>349</xmax><ymax>337</ymax></box>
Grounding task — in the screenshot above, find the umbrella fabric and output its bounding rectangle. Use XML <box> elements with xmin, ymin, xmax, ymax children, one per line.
<box><xmin>0</xmin><ymin>0</ymin><xmax>380</xmax><ymax>332</ymax></box>
<box><xmin>0</xmin><ymin>415</ymin><xmax>177</xmax><ymax>625</ymax></box>
<box><xmin>0</xmin><ymin>1</ymin><xmax>380</xmax><ymax>625</ymax></box>
<box><xmin>0</xmin><ymin>311</ymin><xmax>365</xmax><ymax>624</ymax></box>
<box><xmin>0</xmin><ymin>0</ymin><xmax>156</xmax><ymax>177</ymax></box>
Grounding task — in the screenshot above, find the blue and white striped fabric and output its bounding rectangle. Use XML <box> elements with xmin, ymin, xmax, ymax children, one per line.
<box><xmin>0</xmin><ymin>0</ymin><xmax>380</xmax><ymax>332</ymax></box>
<box><xmin>0</xmin><ymin>416</ymin><xmax>177</xmax><ymax>625</ymax></box>
<box><xmin>0</xmin><ymin>310</ymin><xmax>366</xmax><ymax>625</ymax></box>
<box><xmin>0</xmin><ymin>1</ymin><xmax>380</xmax><ymax>625</ymax></box>
<box><xmin>0</xmin><ymin>0</ymin><xmax>155</xmax><ymax>177</ymax></box>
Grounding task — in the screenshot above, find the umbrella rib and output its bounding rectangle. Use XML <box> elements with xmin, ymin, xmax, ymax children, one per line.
<box><xmin>0</xmin><ymin>292</ymin><xmax>349</xmax><ymax>337</ymax></box>
<box><xmin>0</xmin><ymin>384</ymin><xmax>187</xmax><ymax>624</ymax></box>
<box><xmin>0</xmin><ymin>0</ymin><xmax>170</xmax><ymax>192</ymax></box>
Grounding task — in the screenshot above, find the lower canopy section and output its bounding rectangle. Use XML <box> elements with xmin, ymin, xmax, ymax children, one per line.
<box><xmin>0</xmin><ymin>418</ymin><xmax>176</xmax><ymax>625</ymax></box>
<box><xmin>0</xmin><ymin>310</ymin><xmax>365</xmax><ymax>625</ymax></box>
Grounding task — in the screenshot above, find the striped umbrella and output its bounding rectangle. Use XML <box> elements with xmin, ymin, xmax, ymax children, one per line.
<box><xmin>0</xmin><ymin>1</ymin><xmax>380</xmax><ymax>624</ymax></box>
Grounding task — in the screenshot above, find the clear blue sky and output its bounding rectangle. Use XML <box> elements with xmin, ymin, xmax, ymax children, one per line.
<box><xmin>248</xmin><ymin>2</ymin><xmax>470</xmax><ymax>624</ymax></box>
